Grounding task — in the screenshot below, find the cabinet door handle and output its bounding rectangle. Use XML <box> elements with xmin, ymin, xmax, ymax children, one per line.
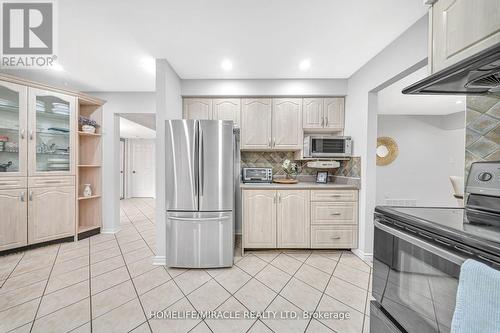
<box><xmin>29</xmin><ymin>191</ymin><xmax>33</xmax><ymax>201</ymax></box>
<box><xmin>43</xmin><ymin>180</ymin><xmax>61</xmax><ymax>184</ymax></box>
<box><xmin>325</xmin><ymin>117</ymin><xmax>329</xmax><ymax>127</ymax></box>
<box><xmin>321</xmin><ymin>117</ymin><xmax>324</xmax><ymax>127</ymax></box>
<box><xmin>330</xmin><ymin>236</ymin><xmax>341</xmax><ymax>240</ymax></box>
<box><xmin>273</xmin><ymin>193</ymin><xmax>276</xmax><ymax>204</ymax></box>
<box><xmin>20</xmin><ymin>129</ymin><xmax>25</xmax><ymax>139</ymax></box>
<box><xmin>330</xmin><ymin>195</ymin><xmax>342</xmax><ymax>197</ymax></box>
<box><xmin>273</xmin><ymin>138</ymin><xmax>276</xmax><ymax>148</ymax></box>
<box><xmin>330</xmin><ymin>212</ymin><xmax>341</xmax><ymax>216</ymax></box>
<box><xmin>20</xmin><ymin>192</ymin><xmax>25</xmax><ymax>202</ymax></box>
<box><xmin>268</xmin><ymin>139</ymin><xmax>271</xmax><ymax>148</ymax></box>
<box><xmin>278</xmin><ymin>193</ymin><xmax>281</xmax><ymax>203</ymax></box>
<box><xmin>29</xmin><ymin>130</ymin><xmax>34</xmax><ymax>140</ymax></box>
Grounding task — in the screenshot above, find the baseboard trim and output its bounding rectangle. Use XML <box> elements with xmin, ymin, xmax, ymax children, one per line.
<box><xmin>153</xmin><ymin>256</ymin><xmax>166</xmax><ymax>266</ymax></box>
<box><xmin>101</xmin><ymin>226</ymin><xmax>121</xmax><ymax>234</ymax></box>
<box><xmin>352</xmin><ymin>248</ymin><xmax>373</xmax><ymax>262</ymax></box>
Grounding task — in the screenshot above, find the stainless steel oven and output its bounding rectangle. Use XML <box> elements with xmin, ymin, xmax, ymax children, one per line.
<box><xmin>303</xmin><ymin>135</ymin><xmax>352</xmax><ymax>158</ymax></box>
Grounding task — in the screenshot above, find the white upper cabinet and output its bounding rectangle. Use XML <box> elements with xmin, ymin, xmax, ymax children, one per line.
<box><xmin>273</xmin><ymin>98</ymin><xmax>303</xmax><ymax>150</ymax></box>
<box><xmin>302</xmin><ymin>97</ymin><xmax>344</xmax><ymax>131</ymax></box>
<box><xmin>212</xmin><ymin>98</ymin><xmax>241</xmax><ymax>127</ymax></box>
<box><xmin>431</xmin><ymin>0</ymin><xmax>500</xmax><ymax>73</ymax></box>
<box><xmin>0</xmin><ymin>81</ymin><xmax>28</xmax><ymax>177</ymax></box>
<box><xmin>183</xmin><ymin>98</ymin><xmax>212</xmax><ymax>120</ymax></box>
<box><xmin>28</xmin><ymin>88</ymin><xmax>76</xmax><ymax>177</ymax></box>
<box><xmin>241</xmin><ymin>98</ymin><xmax>272</xmax><ymax>150</ymax></box>
<box><xmin>303</xmin><ymin>98</ymin><xmax>323</xmax><ymax>129</ymax></box>
<box><xmin>323</xmin><ymin>98</ymin><xmax>344</xmax><ymax>130</ymax></box>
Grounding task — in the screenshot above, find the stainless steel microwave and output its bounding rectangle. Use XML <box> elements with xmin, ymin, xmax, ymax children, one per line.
<box><xmin>303</xmin><ymin>136</ymin><xmax>352</xmax><ymax>158</ymax></box>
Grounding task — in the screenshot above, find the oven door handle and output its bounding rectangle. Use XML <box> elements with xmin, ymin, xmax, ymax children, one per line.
<box><xmin>375</xmin><ymin>220</ymin><xmax>467</xmax><ymax>265</ymax></box>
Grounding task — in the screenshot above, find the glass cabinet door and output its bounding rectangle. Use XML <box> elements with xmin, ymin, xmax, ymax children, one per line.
<box><xmin>0</xmin><ymin>81</ymin><xmax>27</xmax><ymax>177</ymax></box>
<box><xmin>28</xmin><ymin>88</ymin><xmax>76</xmax><ymax>176</ymax></box>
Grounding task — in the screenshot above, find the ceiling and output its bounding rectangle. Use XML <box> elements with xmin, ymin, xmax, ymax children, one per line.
<box><xmin>1</xmin><ymin>0</ymin><xmax>427</xmax><ymax>91</ymax></box>
<box><xmin>120</xmin><ymin>117</ymin><xmax>156</xmax><ymax>139</ymax></box>
<box><xmin>377</xmin><ymin>67</ymin><xmax>466</xmax><ymax>115</ymax></box>
<box><xmin>120</xmin><ymin>113</ymin><xmax>156</xmax><ymax>131</ymax></box>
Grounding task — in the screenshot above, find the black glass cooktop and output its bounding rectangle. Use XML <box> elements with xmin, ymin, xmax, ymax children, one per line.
<box><xmin>375</xmin><ymin>206</ymin><xmax>500</xmax><ymax>255</ymax></box>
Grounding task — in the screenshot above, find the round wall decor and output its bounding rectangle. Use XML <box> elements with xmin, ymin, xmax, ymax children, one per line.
<box><xmin>376</xmin><ymin>136</ymin><xmax>399</xmax><ymax>166</ymax></box>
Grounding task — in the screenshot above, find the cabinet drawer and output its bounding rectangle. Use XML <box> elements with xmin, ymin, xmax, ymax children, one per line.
<box><xmin>311</xmin><ymin>202</ymin><xmax>357</xmax><ymax>225</ymax></box>
<box><xmin>28</xmin><ymin>176</ymin><xmax>75</xmax><ymax>188</ymax></box>
<box><xmin>311</xmin><ymin>226</ymin><xmax>357</xmax><ymax>249</ymax></box>
<box><xmin>0</xmin><ymin>177</ymin><xmax>27</xmax><ymax>189</ymax></box>
<box><xmin>311</xmin><ymin>190</ymin><xmax>358</xmax><ymax>202</ymax></box>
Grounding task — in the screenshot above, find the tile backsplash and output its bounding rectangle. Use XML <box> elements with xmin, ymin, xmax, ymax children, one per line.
<box><xmin>465</xmin><ymin>95</ymin><xmax>500</xmax><ymax>178</ymax></box>
<box><xmin>241</xmin><ymin>151</ymin><xmax>361</xmax><ymax>178</ymax></box>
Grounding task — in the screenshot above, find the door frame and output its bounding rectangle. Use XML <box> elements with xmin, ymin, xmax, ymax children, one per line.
<box><xmin>119</xmin><ymin>138</ymin><xmax>126</xmax><ymax>199</ymax></box>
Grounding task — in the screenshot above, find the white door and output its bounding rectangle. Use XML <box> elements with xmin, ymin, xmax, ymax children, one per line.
<box><xmin>243</xmin><ymin>190</ymin><xmax>277</xmax><ymax>248</ymax></box>
<box><xmin>272</xmin><ymin>98</ymin><xmax>303</xmax><ymax>150</ymax></box>
<box><xmin>120</xmin><ymin>139</ymin><xmax>125</xmax><ymax>199</ymax></box>
<box><xmin>131</xmin><ymin>139</ymin><xmax>155</xmax><ymax>198</ymax></box>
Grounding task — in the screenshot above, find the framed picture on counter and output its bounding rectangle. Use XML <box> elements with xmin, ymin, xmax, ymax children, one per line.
<box><xmin>316</xmin><ymin>171</ymin><xmax>328</xmax><ymax>184</ymax></box>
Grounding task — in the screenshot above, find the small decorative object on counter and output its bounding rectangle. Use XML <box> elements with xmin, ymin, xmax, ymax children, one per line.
<box><xmin>79</xmin><ymin>116</ymin><xmax>100</xmax><ymax>134</ymax></box>
<box><xmin>316</xmin><ymin>171</ymin><xmax>328</xmax><ymax>184</ymax></box>
<box><xmin>83</xmin><ymin>184</ymin><xmax>92</xmax><ymax>197</ymax></box>
<box><xmin>282</xmin><ymin>159</ymin><xmax>301</xmax><ymax>180</ymax></box>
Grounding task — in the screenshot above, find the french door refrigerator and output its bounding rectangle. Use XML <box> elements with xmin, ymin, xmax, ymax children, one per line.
<box><xmin>165</xmin><ymin>119</ymin><xmax>234</xmax><ymax>268</ymax></box>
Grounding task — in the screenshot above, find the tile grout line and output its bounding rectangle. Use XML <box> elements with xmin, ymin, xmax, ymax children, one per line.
<box><xmin>29</xmin><ymin>244</ymin><xmax>61</xmax><ymax>333</ymax></box>
<box><xmin>113</xmin><ymin>233</ymin><xmax>154</xmax><ymax>333</ymax></box>
<box><xmin>88</xmin><ymin>235</ymin><xmax>93</xmax><ymax>333</ymax></box>
<box><xmin>303</xmin><ymin>250</ymin><xmax>344</xmax><ymax>333</ymax></box>
<box><xmin>0</xmin><ymin>252</ymin><xmax>26</xmax><ymax>289</ymax></box>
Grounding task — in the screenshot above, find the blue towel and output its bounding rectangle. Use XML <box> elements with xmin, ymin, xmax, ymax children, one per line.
<box><xmin>451</xmin><ymin>259</ymin><xmax>500</xmax><ymax>333</ymax></box>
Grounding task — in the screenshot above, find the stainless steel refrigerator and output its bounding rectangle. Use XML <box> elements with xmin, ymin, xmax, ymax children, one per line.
<box><xmin>165</xmin><ymin>119</ymin><xmax>234</xmax><ymax>268</ymax></box>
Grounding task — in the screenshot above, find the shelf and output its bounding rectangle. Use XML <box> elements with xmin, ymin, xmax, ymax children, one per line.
<box><xmin>36</xmin><ymin>152</ymin><xmax>69</xmax><ymax>156</ymax></box>
<box><xmin>78</xmin><ymin>164</ymin><xmax>101</xmax><ymax>168</ymax></box>
<box><xmin>78</xmin><ymin>225</ymin><xmax>100</xmax><ymax>233</ymax></box>
<box><xmin>78</xmin><ymin>195</ymin><xmax>101</xmax><ymax>201</ymax></box>
<box><xmin>78</xmin><ymin>131</ymin><xmax>101</xmax><ymax>137</ymax></box>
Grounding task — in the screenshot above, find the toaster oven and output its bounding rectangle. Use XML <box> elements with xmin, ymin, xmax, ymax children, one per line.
<box><xmin>242</xmin><ymin>167</ymin><xmax>273</xmax><ymax>183</ymax></box>
<box><xmin>303</xmin><ymin>136</ymin><xmax>352</xmax><ymax>158</ymax></box>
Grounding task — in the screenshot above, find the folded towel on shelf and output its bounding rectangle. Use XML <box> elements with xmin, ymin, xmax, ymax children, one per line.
<box><xmin>451</xmin><ymin>259</ymin><xmax>500</xmax><ymax>333</ymax></box>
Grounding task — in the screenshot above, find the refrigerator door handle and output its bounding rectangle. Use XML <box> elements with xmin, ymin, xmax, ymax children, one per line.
<box><xmin>169</xmin><ymin>216</ymin><xmax>230</xmax><ymax>221</ymax></box>
<box><xmin>194</xmin><ymin>123</ymin><xmax>199</xmax><ymax>197</ymax></box>
<box><xmin>200</xmin><ymin>130</ymin><xmax>204</xmax><ymax>196</ymax></box>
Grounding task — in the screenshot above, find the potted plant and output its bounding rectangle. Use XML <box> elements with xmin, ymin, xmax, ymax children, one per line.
<box><xmin>79</xmin><ymin>116</ymin><xmax>100</xmax><ymax>134</ymax></box>
<box><xmin>282</xmin><ymin>159</ymin><xmax>301</xmax><ymax>180</ymax></box>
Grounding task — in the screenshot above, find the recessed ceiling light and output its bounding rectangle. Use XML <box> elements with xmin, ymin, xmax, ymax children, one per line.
<box><xmin>221</xmin><ymin>59</ymin><xmax>233</xmax><ymax>71</ymax></box>
<box><xmin>456</xmin><ymin>100</ymin><xmax>463</xmax><ymax>104</ymax></box>
<box><xmin>51</xmin><ymin>63</ymin><xmax>64</xmax><ymax>71</ymax></box>
<box><xmin>299</xmin><ymin>58</ymin><xmax>311</xmax><ymax>71</ymax></box>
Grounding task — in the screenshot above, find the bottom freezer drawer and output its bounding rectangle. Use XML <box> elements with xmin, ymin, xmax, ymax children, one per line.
<box><xmin>167</xmin><ymin>211</ymin><xmax>233</xmax><ymax>268</ymax></box>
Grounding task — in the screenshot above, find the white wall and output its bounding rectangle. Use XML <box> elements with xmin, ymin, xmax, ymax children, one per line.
<box><xmin>181</xmin><ymin>79</ymin><xmax>347</xmax><ymax>96</ymax></box>
<box><xmin>88</xmin><ymin>92</ymin><xmax>155</xmax><ymax>233</ymax></box>
<box><xmin>345</xmin><ymin>15</ymin><xmax>428</xmax><ymax>258</ymax></box>
<box><xmin>376</xmin><ymin>114</ymin><xmax>465</xmax><ymax>207</ymax></box>
<box><xmin>154</xmin><ymin>59</ymin><xmax>182</xmax><ymax>264</ymax></box>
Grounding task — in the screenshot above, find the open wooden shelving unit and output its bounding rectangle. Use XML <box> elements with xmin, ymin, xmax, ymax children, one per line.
<box><xmin>76</xmin><ymin>97</ymin><xmax>104</xmax><ymax>238</ymax></box>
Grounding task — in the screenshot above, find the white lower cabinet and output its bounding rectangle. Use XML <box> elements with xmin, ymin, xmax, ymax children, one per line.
<box><xmin>28</xmin><ymin>186</ymin><xmax>75</xmax><ymax>245</ymax></box>
<box><xmin>243</xmin><ymin>190</ymin><xmax>277</xmax><ymax>248</ymax></box>
<box><xmin>277</xmin><ymin>190</ymin><xmax>310</xmax><ymax>248</ymax></box>
<box><xmin>243</xmin><ymin>188</ymin><xmax>358</xmax><ymax>250</ymax></box>
<box><xmin>0</xmin><ymin>189</ymin><xmax>28</xmax><ymax>251</ymax></box>
<box><xmin>310</xmin><ymin>226</ymin><xmax>357</xmax><ymax>249</ymax></box>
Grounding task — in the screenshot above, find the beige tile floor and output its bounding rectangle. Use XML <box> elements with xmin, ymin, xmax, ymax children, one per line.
<box><xmin>0</xmin><ymin>198</ymin><xmax>374</xmax><ymax>333</ymax></box>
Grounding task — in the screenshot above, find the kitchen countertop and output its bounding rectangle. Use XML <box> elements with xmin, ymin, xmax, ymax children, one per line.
<box><xmin>240</xmin><ymin>176</ymin><xmax>360</xmax><ymax>190</ymax></box>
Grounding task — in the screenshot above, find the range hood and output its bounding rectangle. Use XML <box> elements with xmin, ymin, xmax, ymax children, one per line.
<box><xmin>402</xmin><ymin>43</ymin><xmax>500</xmax><ymax>95</ymax></box>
